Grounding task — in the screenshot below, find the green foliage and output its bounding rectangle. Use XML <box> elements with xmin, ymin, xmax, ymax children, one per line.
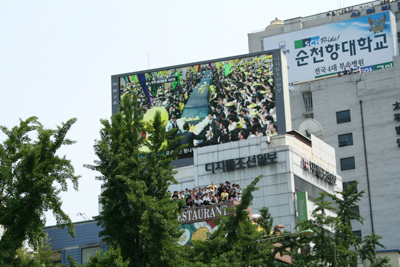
<box><xmin>62</xmin><ymin>247</ymin><xmax>129</xmax><ymax>267</ymax></box>
<box><xmin>293</xmin><ymin>183</ymin><xmax>390</xmax><ymax>267</ymax></box>
<box><xmin>183</xmin><ymin>175</ymin><xmax>294</xmax><ymax>266</ymax></box>
<box><xmin>86</xmin><ymin>94</ymin><xmax>184</xmax><ymax>267</ymax></box>
<box><xmin>86</xmin><ymin>247</ymin><xmax>129</xmax><ymax>267</ymax></box>
<box><xmin>293</xmin><ymin>192</ymin><xmax>339</xmax><ymax>266</ymax></box>
<box><xmin>10</xmin><ymin>233</ymin><xmax>58</xmax><ymax>267</ymax></box>
<box><xmin>359</xmin><ymin>233</ymin><xmax>392</xmax><ymax>267</ymax></box>
<box><xmin>0</xmin><ymin>117</ymin><xmax>80</xmax><ymax>265</ymax></box>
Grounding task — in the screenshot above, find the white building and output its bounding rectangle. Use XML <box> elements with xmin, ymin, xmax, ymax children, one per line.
<box><xmin>248</xmin><ymin>2</ymin><xmax>400</xmax><ymax>265</ymax></box>
<box><xmin>171</xmin><ymin>132</ymin><xmax>342</xmax><ymax>233</ymax></box>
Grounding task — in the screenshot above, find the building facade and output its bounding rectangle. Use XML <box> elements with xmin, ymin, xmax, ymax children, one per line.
<box><xmin>290</xmin><ymin>59</ymin><xmax>400</xmax><ymax>259</ymax></box>
<box><xmin>248</xmin><ymin>2</ymin><xmax>400</xmax><ymax>264</ymax></box>
<box><xmin>44</xmin><ymin>220</ymin><xmax>105</xmax><ymax>267</ymax></box>
<box><xmin>171</xmin><ymin>132</ymin><xmax>341</xmax><ymax>233</ymax></box>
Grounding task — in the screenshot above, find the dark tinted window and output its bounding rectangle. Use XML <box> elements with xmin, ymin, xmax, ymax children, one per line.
<box><xmin>338</xmin><ymin>133</ymin><xmax>353</xmax><ymax>147</ymax></box>
<box><xmin>350</xmin><ymin>206</ymin><xmax>360</xmax><ymax>219</ymax></box>
<box><xmin>341</xmin><ymin>157</ymin><xmax>355</xmax><ymax>171</ymax></box>
<box><xmin>343</xmin><ymin>181</ymin><xmax>358</xmax><ymax>193</ymax></box>
<box><xmin>337</xmin><ymin>110</ymin><xmax>351</xmax><ymax>123</ymax></box>
<box><xmin>353</xmin><ymin>230</ymin><xmax>362</xmax><ymax>238</ymax></box>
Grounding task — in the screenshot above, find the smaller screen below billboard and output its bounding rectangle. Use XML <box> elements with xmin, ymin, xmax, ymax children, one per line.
<box><xmin>119</xmin><ymin>53</ymin><xmax>277</xmax><ymax>159</ymax></box>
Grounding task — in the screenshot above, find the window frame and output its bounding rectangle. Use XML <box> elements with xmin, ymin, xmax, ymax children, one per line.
<box><xmin>81</xmin><ymin>246</ymin><xmax>102</xmax><ymax>265</ymax></box>
<box><xmin>338</xmin><ymin>133</ymin><xmax>353</xmax><ymax>147</ymax></box>
<box><xmin>336</xmin><ymin>110</ymin><xmax>351</xmax><ymax>124</ymax></box>
<box><xmin>343</xmin><ymin>181</ymin><xmax>358</xmax><ymax>193</ymax></box>
<box><xmin>340</xmin><ymin>157</ymin><xmax>355</xmax><ymax>171</ymax></box>
<box><xmin>353</xmin><ymin>230</ymin><xmax>362</xmax><ymax>238</ymax></box>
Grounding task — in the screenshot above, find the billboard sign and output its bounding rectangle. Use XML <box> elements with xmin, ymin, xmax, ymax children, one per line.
<box><xmin>296</xmin><ymin>191</ymin><xmax>308</xmax><ymax>230</ymax></box>
<box><xmin>263</xmin><ymin>11</ymin><xmax>398</xmax><ymax>90</ymax></box>
<box><xmin>112</xmin><ymin>50</ymin><xmax>290</xmax><ymax>166</ymax></box>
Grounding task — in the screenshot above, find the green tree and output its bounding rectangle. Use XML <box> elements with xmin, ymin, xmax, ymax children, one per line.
<box><xmin>14</xmin><ymin>233</ymin><xmax>55</xmax><ymax>267</ymax></box>
<box><xmin>293</xmin><ymin>183</ymin><xmax>391</xmax><ymax>267</ymax></box>
<box><xmin>62</xmin><ymin>247</ymin><xmax>129</xmax><ymax>267</ymax></box>
<box><xmin>293</xmin><ymin>192</ymin><xmax>340</xmax><ymax>266</ymax></box>
<box><xmin>332</xmin><ymin>182</ymin><xmax>365</xmax><ymax>266</ymax></box>
<box><xmin>358</xmin><ymin>233</ymin><xmax>392</xmax><ymax>267</ymax></box>
<box><xmin>86</xmin><ymin>247</ymin><xmax>129</xmax><ymax>267</ymax></box>
<box><xmin>0</xmin><ymin>117</ymin><xmax>80</xmax><ymax>266</ymax></box>
<box><xmin>185</xmin><ymin>175</ymin><xmax>293</xmax><ymax>266</ymax></box>
<box><xmin>85</xmin><ymin>94</ymin><xmax>184</xmax><ymax>267</ymax></box>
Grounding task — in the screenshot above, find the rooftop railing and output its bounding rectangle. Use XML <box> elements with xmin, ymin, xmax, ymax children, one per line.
<box><xmin>250</xmin><ymin>0</ymin><xmax>397</xmax><ymax>34</ymax></box>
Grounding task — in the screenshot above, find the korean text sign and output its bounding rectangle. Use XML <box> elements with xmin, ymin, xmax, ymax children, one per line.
<box><xmin>263</xmin><ymin>11</ymin><xmax>398</xmax><ymax>90</ymax></box>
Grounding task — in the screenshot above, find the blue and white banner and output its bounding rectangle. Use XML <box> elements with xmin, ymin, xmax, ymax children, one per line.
<box><xmin>263</xmin><ymin>11</ymin><xmax>398</xmax><ymax>90</ymax></box>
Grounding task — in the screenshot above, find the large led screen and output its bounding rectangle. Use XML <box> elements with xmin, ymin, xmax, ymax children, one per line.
<box><xmin>263</xmin><ymin>11</ymin><xmax>398</xmax><ymax>90</ymax></box>
<box><xmin>111</xmin><ymin>50</ymin><xmax>289</xmax><ymax>164</ymax></box>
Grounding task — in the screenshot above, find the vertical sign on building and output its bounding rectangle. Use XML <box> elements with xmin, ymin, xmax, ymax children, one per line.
<box><xmin>111</xmin><ymin>76</ymin><xmax>119</xmax><ymax>114</ymax></box>
<box><xmin>296</xmin><ymin>191</ymin><xmax>308</xmax><ymax>230</ymax></box>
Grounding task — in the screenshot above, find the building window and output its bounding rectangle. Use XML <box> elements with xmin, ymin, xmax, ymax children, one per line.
<box><xmin>50</xmin><ymin>251</ymin><xmax>61</xmax><ymax>267</ymax></box>
<box><xmin>338</xmin><ymin>133</ymin><xmax>353</xmax><ymax>147</ymax></box>
<box><xmin>82</xmin><ymin>247</ymin><xmax>102</xmax><ymax>265</ymax></box>
<box><xmin>353</xmin><ymin>230</ymin><xmax>362</xmax><ymax>238</ymax></box>
<box><xmin>336</xmin><ymin>110</ymin><xmax>351</xmax><ymax>124</ymax></box>
<box><xmin>343</xmin><ymin>181</ymin><xmax>358</xmax><ymax>193</ymax></box>
<box><xmin>350</xmin><ymin>206</ymin><xmax>360</xmax><ymax>219</ymax></box>
<box><xmin>340</xmin><ymin>157</ymin><xmax>355</xmax><ymax>171</ymax></box>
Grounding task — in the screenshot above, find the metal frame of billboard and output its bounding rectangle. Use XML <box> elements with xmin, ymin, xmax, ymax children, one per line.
<box><xmin>111</xmin><ymin>49</ymin><xmax>290</xmax><ymax>167</ymax></box>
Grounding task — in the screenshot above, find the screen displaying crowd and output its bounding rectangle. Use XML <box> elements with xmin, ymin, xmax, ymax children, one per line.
<box><xmin>119</xmin><ymin>53</ymin><xmax>277</xmax><ymax>154</ymax></box>
<box><xmin>169</xmin><ymin>181</ymin><xmax>242</xmax><ymax>207</ymax></box>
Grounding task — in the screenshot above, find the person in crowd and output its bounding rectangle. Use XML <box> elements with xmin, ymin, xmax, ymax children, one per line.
<box><xmin>197</xmin><ymin>188</ymin><xmax>203</xmax><ymax>198</ymax></box>
<box><xmin>221</xmin><ymin>189</ymin><xmax>229</xmax><ymax>202</ymax></box>
<box><xmin>179</xmin><ymin>123</ymin><xmax>198</xmax><ymax>148</ymax></box>
<box><xmin>236</xmin><ymin>192</ymin><xmax>242</xmax><ymax>202</ymax></box>
<box><xmin>225</xmin><ymin>181</ymin><xmax>231</xmax><ymax>190</ymax></box>
<box><xmin>185</xmin><ymin>189</ymin><xmax>190</xmax><ymax>199</ymax></box>
<box><xmin>165</xmin><ymin>114</ymin><xmax>178</xmax><ymax>139</ymax></box>
<box><xmin>171</xmin><ymin>191</ymin><xmax>179</xmax><ymax>201</ymax></box>
<box><xmin>236</xmin><ymin>184</ymin><xmax>242</xmax><ymax>194</ymax></box>
<box><xmin>210</xmin><ymin>194</ymin><xmax>218</xmax><ymax>204</ymax></box>
<box><xmin>229</xmin><ymin>190</ymin><xmax>236</xmax><ymax>201</ymax></box>
<box><xmin>194</xmin><ymin>196</ymin><xmax>203</xmax><ymax>206</ymax></box>
<box><xmin>238</xmin><ymin>129</ymin><xmax>248</xmax><ymax>140</ymax></box>
<box><xmin>203</xmin><ymin>193</ymin><xmax>210</xmax><ymax>205</ymax></box>
<box><xmin>185</xmin><ymin>195</ymin><xmax>193</xmax><ymax>208</ymax></box>
<box><xmin>227</xmin><ymin>115</ymin><xmax>237</xmax><ymax>132</ymax></box>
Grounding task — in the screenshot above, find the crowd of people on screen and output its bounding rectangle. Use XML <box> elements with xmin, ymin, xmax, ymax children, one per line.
<box><xmin>120</xmin><ymin>55</ymin><xmax>277</xmax><ymax>147</ymax></box>
<box><xmin>169</xmin><ymin>181</ymin><xmax>242</xmax><ymax>208</ymax></box>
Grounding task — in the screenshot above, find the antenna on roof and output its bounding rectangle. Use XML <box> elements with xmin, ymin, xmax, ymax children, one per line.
<box><xmin>299</xmin><ymin>119</ymin><xmax>323</xmax><ymax>139</ymax></box>
<box><xmin>77</xmin><ymin>212</ymin><xmax>90</xmax><ymax>221</ymax></box>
